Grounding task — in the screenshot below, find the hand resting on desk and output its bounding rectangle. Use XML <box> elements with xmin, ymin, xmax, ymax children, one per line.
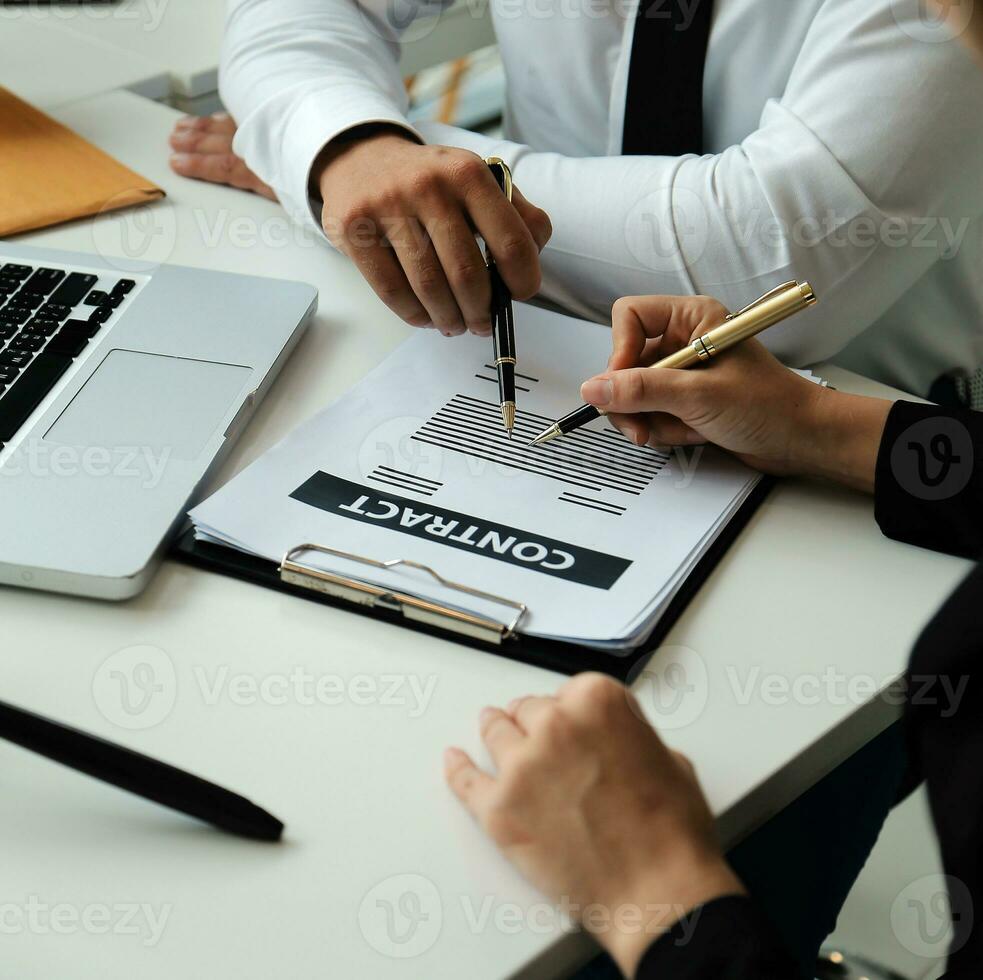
<box><xmin>444</xmin><ymin>673</ymin><xmax>745</xmax><ymax>978</ymax></box>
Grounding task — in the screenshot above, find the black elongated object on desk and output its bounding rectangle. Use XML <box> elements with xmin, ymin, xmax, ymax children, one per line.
<box><xmin>172</xmin><ymin>479</ymin><xmax>774</xmax><ymax>681</ymax></box>
<box><xmin>0</xmin><ymin>699</ymin><xmax>284</xmax><ymax>842</ymax></box>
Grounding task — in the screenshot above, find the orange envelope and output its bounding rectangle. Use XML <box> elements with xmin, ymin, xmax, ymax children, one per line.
<box><xmin>0</xmin><ymin>86</ymin><xmax>164</xmax><ymax>237</ymax></box>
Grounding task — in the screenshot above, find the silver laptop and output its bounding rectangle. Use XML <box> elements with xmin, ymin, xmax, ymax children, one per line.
<box><xmin>0</xmin><ymin>242</ymin><xmax>317</xmax><ymax>600</ymax></box>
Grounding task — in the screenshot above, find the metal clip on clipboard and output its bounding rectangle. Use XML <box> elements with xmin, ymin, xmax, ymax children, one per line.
<box><xmin>278</xmin><ymin>544</ymin><xmax>528</xmax><ymax>645</ymax></box>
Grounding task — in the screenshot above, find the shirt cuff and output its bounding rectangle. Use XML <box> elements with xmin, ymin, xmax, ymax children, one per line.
<box><xmin>874</xmin><ymin>400</ymin><xmax>983</xmax><ymax>560</ymax></box>
<box><xmin>234</xmin><ymin>87</ymin><xmax>421</xmax><ymax>239</ymax></box>
<box><xmin>635</xmin><ymin>896</ymin><xmax>800</xmax><ymax>980</ymax></box>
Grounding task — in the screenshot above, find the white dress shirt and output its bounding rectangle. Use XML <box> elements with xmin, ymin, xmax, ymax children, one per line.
<box><xmin>221</xmin><ymin>0</ymin><xmax>983</xmax><ymax>396</ymax></box>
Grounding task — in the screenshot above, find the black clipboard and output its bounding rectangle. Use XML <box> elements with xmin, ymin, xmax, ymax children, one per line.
<box><xmin>171</xmin><ymin>478</ymin><xmax>773</xmax><ymax>682</ymax></box>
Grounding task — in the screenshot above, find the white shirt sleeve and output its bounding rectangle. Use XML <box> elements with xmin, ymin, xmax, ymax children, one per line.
<box><xmin>422</xmin><ymin>6</ymin><xmax>983</xmax><ymax>367</ymax></box>
<box><xmin>220</xmin><ymin>0</ymin><xmax>448</xmax><ymax>229</ymax></box>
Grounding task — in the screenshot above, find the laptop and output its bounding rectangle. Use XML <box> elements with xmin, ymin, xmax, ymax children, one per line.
<box><xmin>0</xmin><ymin>242</ymin><xmax>317</xmax><ymax>600</ymax></box>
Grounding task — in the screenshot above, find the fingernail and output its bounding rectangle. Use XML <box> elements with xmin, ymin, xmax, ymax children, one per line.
<box><xmin>443</xmin><ymin>747</ymin><xmax>463</xmax><ymax>766</ymax></box>
<box><xmin>169</xmin><ymin>153</ymin><xmax>191</xmax><ymax>168</ymax></box>
<box><xmin>479</xmin><ymin>706</ymin><xmax>497</xmax><ymax>726</ymax></box>
<box><xmin>211</xmin><ymin>111</ymin><xmax>230</xmax><ymax>120</ymax></box>
<box><xmin>581</xmin><ymin>379</ymin><xmax>613</xmax><ymax>406</ymax></box>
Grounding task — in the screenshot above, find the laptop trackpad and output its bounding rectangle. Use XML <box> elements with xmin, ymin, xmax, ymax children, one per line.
<box><xmin>45</xmin><ymin>350</ymin><xmax>252</xmax><ymax>462</ymax></box>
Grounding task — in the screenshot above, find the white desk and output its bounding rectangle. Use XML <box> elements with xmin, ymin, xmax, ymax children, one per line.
<box><xmin>2</xmin><ymin>90</ymin><xmax>972</xmax><ymax>979</ymax></box>
<box><xmin>6</xmin><ymin>0</ymin><xmax>497</xmax><ymax>114</ymax></box>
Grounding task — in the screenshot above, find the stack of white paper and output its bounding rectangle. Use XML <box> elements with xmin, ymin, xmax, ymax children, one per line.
<box><xmin>191</xmin><ymin>305</ymin><xmax>819</xmax><ymax>652</ymax></box>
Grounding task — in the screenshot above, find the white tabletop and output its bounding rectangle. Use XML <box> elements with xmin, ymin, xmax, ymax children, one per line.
<box><xmin>0</xmin><ymin>10</ymin><xmax>169</xmax><ymax>109</ymax></box>
<box><xmin>2</xmin><ymin>90</ymin><xmax>973</xmax><ymax>979</ymax></box>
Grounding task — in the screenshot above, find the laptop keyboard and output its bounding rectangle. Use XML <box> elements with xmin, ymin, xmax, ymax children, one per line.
<box><xmin>0</xmin><ymin>263</ymin><xmax>135</xmax><ymax>449</ymax></box>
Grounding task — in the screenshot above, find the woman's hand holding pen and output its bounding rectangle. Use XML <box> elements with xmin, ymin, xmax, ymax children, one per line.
<box><xmin>313</xmin><ymin>127</ymin><xmax>552</xmax><ymax>338</ymax></box>
<box><xmin>583</xmin><ymin>295</ymin><xmax>893</xmax><ymax>493</ymax></box>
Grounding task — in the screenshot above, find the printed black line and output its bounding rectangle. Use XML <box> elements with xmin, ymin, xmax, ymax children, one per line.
<box><xmin>559</xmin><ymin>498</ymin><xmax>624</xmax><ymax>516</ymax></box>
<box><xmin>367</xmin><ymin>474</ymin><xmax>435</xmax><ymax>497</ymax></box>
<box><xmin>453</xmin><ymin>394</ymin><xmax>670</xmax><ymax>461</ymax></box>
<box><xmin>426</xmin><ymin>409</ymin><xmax>660</xmax><ymax>484</ymax></box>
<box><xmin>440</xmin><ymin>407</ymin><xmax>666</xmax><ymax>479</ymax></box>
<box><xmin>475</xmin><ymin>374</ymin><xmax>532</xmax><ymax>393</ymax></box>
<box><xmin>482</xmin><ymin>365</ymin><xmax>540</xmax><ymax>383</ymax></box>
<box><xmin>409</xmin><ymin>435</ymin><xmax>643</xmax><ymax>495</ymax></box>
<box><xmin>375</xmin><ymin>466</ymin><xmax>443</xmax><ymax>488</ymax></box>
<box><xmin>417</xmin><ymin>419</ymin><xmax>648</xmax><ymax>495</ymax></box>
<box><xmin>442</xmin><ymin>401</ymin><xmax>666</xmax><ymax>475</ymax></box>
<box><xmin>560</xmin><ymin>492</ymin><xmax>627</xmax><ymax>511</ymax></box>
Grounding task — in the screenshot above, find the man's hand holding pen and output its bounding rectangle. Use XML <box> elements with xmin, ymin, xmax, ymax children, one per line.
<box><xmin>313</xmin><ymin>127</ymin><xmax>551</xmax><ymax>337</ymax></box>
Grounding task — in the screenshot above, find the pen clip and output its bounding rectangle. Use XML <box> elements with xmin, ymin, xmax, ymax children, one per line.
<box><xmin>484</xmin><ymin>156</ymin><xmax>513</xmax><ymax>203</ymax></box>
<box><xmin>725</xmin><ymin>280</ymin><xmax>799</xmax><ymax>320</ymax></box>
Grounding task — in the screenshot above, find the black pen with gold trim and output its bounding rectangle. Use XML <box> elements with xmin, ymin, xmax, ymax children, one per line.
<box><xmin>529</xmin><ymin>280</ymin><xmax>818</xmax><ymax>447</ymax></box>
<box><xmin>484</xmin><ymin>157</ymin><xmax>517</xmax><ymax>435</ymax></box>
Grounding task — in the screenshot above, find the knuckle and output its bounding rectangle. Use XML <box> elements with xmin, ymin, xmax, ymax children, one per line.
<box><xmin>619</xmin><ymin>370</ymin><xmax>647</xmax><ymax>407</ymax></box>
<box><xmin>446</xmin><ymin>152</ymin><xmax>486</xmax><ymax>187</ymax></box>
<box><xmin>449</xmin><ymin>258</ymin><xmax>486</xmax><ymax>285</ymax></box>
<box><xmin>407</xmin><ymin>167</ymin><xmax>442</xmax><ymax>199</ymax></box>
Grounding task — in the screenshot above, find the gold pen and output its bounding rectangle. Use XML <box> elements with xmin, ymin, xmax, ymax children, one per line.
<box><xmin>529</xmin><ymin>280</ymin><xmax>818</xmax><ymax>447</ymax></box>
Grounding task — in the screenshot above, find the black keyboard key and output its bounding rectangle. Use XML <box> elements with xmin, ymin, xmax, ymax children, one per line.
<box><xmin>0</xmin><ymin>366</ymin><xmax>18</xmax><ymax>383</ymax></box>
<box><xmin>48</xmin><ymin>272</ymin><xmax>98</xmax><ymax>308</ymax></box>
<box><xmin>47</xmin><ymin>320</ymin><xmax>97</xmax><ymax>357</ymax></box>
<box><xmin>88</xmin><ymin>306</ymin><xmax>113</xmax><ymax>325</ymax></box>
<box><xmin>1</xmin><ymin>308</ymin><xmax>32</xmax><ymax>325</ymax></box>
<box><xmin>0</xmin><ymin>278</ymin><xmax>20</xmax><ymax>293</ymax></box>
<box><xmin>38</xmin><ymin>303</ymin><xmax>72</xmax><ymax>321</ymax></box>
<box><xmin>0</xmin><ymin>327</ymin><xmax>16</xmax><ymax>341</ymax></box>
<box><xmin>25</xmin><ymin>318</ymin><xmax>59</xmax><ymax>337</ymax></box>
<box><xmin>84</xmin><ymin>290</ymin><xmax>111</xmax><ymax>306</ymax></box>
<box><xmin>0</xmin><ymin>351</ymin><xmax>32</xmax><ymax>369</ymax></box>
<box><xmin>6</xmin><ymin>293</ymin><xmax>44</xmax><ymax>311</ymax></box>
<box><xmin>0</xmin><ymin>264</ymin><xmax>32</xmax><ymax>281</ymax></box>
<box><xmin>21</xmin><ymin>268</ymin><xmax>66</xmax><ymax>295</ymax></box>
<box><xmin>112</xmin><ymin>278</ymin><xmax>136</xmax><ymax>296</ymax></box>
<box><xmin>0</xmin><ymin>352</ymin><xmax>72</xmax><ymax>441</ymax></box>
<box><xmin>9</xmin><ymin>334</ymin><xmax>45</xmax><ymax>353</ymax></box>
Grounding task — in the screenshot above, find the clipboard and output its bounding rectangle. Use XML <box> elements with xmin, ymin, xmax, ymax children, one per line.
<box><xmin>171</xmin><ymin>478</ymin><xmax>774</xmax><ymax>681</ymax></box>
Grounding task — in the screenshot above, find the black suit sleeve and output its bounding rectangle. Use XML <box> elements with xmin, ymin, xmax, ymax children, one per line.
<box><xmin>635</xmin><ymin>896</ymin><xmax>801</xmax><ymax>979</ymax></box>
<box><xmin>874</xmin><ymin>401</ymin><xmax>983</xmax><ymax>559</ymax></box>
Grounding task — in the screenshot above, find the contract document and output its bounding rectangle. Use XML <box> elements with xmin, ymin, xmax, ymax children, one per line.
<box><xmin>191</xmin><ymin>304</ymin><xmax>816</xmax><ymax>650</ymax></box>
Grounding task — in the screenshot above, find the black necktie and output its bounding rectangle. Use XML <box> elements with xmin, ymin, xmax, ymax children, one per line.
<box><xmin>622</xmin><ymin>0</ymin><xmax>716</xmax><ymax>156</ymax></box>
